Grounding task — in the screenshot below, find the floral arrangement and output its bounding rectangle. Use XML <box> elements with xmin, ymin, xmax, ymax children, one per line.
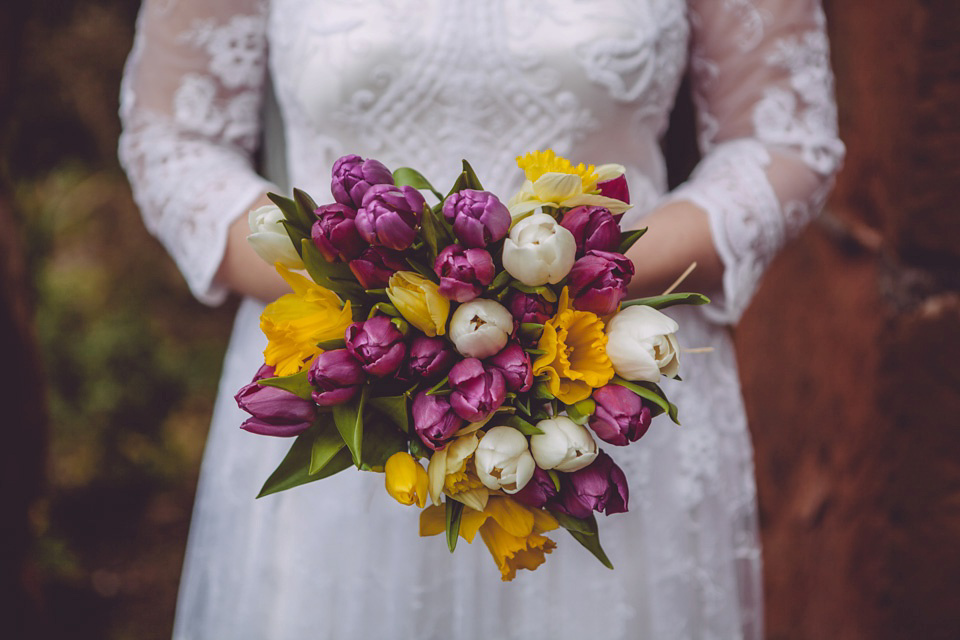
<box><xmin>236</xmin><ymin>150</ymin><xmax>707</xmax><ymax>580</ymax></box>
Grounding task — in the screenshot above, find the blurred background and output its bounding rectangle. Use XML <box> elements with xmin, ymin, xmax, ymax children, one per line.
<box><xmin>1</xmin><ymin>1</ymin><xmax>957</xmax><ymax>639</ymax></box>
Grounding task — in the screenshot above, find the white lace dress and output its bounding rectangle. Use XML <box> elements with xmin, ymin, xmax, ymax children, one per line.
<box><xmin>119</xmin><ymin>2</ymin><xmax>843</xmax><ymax>638</ymax></box>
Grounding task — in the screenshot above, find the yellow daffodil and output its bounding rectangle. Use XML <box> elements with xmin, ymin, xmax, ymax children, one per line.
<box><xmin>420</xmin><ymin>496</ymin><xmax>559</xmax><ymax>581</ymax></box>
<box><xmin>386</xmin><ymin>271</ymin><xmax>450</xmax><ymax>337</ymax></box>
<box><xmin>507</xmin><ymin>150</ymin><xmax>631</xmax><ymax>218</ymax></box>
<box><xmin>385</xmin><ymin>452</ymin><xmax>430</xmax><ymax>508</ymax></box>
<box><xmin>260</xmin><ymin>265</ymin><xmax>354</xmax><ymax>376</ymax></box>
<box><xmin>532</xmin><ymin>287</ymin><xmax>615</xmax><ymax>404</ymax></box>
<box><xmin>426</xmin><ymin>433</ymin><xmax>489</xmax><ymax>511</ymax></box>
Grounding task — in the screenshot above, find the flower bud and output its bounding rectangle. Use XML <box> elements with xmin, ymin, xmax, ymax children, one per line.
<box><xmin>506</xmin><ymin>290</ymin><xmax>555</xmax><ymax>325</ymax></box>
<box><xmin>560</xmin><ymin>205</ymin><xmax>621</xmax><ymax>256</ymax></box>
<box><xmin>589</xmin><ymin>384</ymin><xmax>652</xmax><ymax>446</ymax></box>
<box><xmin>448</xmin><ymin>298</ymin><xmax>514</xmax><ymax>358</ymax></box>
<box><xmin>486</xmin><ymin>342</ymin><xmax>533</xmax><ymax>392</ymax></box>
<box><xmin>557</xmin><ymin>450</ymin><xmax>629</xmax><ymax>518</ymax></box>
<box><xmin>344</xmin><ymin>315</ymin><xmax>407</xmax><ymax>378</ymax></box>
<box><xmin>331</xmin><ymin>154</ymin><xmax>394</xmax><ymax>209</ymax></box>
<box><xmin>512</xmin><ymin>465</ymin><xmax>559</xmax><ymax>509</ymax></box>
<box><xmin>311</xmin><ymin>202</ymin><xmax>365</xmax><ymax>263</ymax></box>
<box><xmin>433</xmin><ymin>244</ymin><xmax>495</xmax><ymax>302</ymax></box>
<box><xmin>474</xmin><ymin>426</ymin><xmax>535</xmax><ymax>494</ymax></box>
<box><xmin>235</xmin><ymin>364</ymin><xmax>316</xmax><ymax>436</ymax></box>
<box><xmin>502</xmin><ymin>212</ymin><xmax>577</xmax><ymax>286</ymax></box>
<box><xmin>386</xmin><ymin>271</ymin><xmax>450</xmax><ymax>337</ymax></box>
<box><xmin>348</xmin><ymin>246</ymin><xmax>407</xmax><ymax>290</ymax></box>
<box><xmin>594</xmin><ymin>164</ymin><xmax>630</xmax><ymax>204</ymax></box>
<box><xmin>384</xmin><ymin>451</ymin><xmax>429</xmax><ymax>508</ymax></box>
<box><xmin>604</xmin><ymin>305</ymin><xmax>680</xmax><ymax>382</ymax></box>
<box><xmin>441</xmin><ymin>189</ymin><xmax>512</xmax><ymax>248</ymax></box>
<box><xmin>529</xmin><ymin>416</ymin><xmax>598</xmax><ymax>472</ymax></box>
<box><xmin>406</xmin><ymin>335</ymin><xmax>456</xmax><ymax>380</ymax></box>
<box><xmin>412</xmin><ymin>392</ymin><xmax>464</xmax><ymax>451</ymax></box>
<box><xmin>448</xmin><ymin>358</ymin><xmax>507</xmax><ymax>422</ymax></box>
<box><xmin>306</xmin><ymin>350</ymin><xmax>366</xmax><ymax>407</ymax></box>
<box><xmin>567</xmin><ymin>250</ymin><xmax>635</xmax><ymax>315</ymax></box>
<box><xmin>247</xmin><ymin>205</ymin><xmax>305</xmax><ymax>269</ymax></box>
<box><xmin>356</xmin><ymin>184</ymin><xmax>425</xmax><ymax>250</ymax></box>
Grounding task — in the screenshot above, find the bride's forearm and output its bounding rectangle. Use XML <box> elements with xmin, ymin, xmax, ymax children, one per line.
<box><xmin>214</xmin><ymin>193</ymin><xmax>290</xmax><ymax>303</ymax></box>
<box><xmin>624</xmin><ymin>199</ymin><xmax>723</xmax><ymax>298</ymax></box>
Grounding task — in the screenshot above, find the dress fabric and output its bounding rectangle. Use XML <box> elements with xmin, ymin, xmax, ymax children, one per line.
<box><xmin>118</xmin><ymin>1</ymin><xmax>843</xmax><ymax>639</ymax></box>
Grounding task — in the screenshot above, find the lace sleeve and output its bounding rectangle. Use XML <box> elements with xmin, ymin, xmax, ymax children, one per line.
<box><xmin>668</xmin><ymin>0</ymin><xmax>845</xmax><ymax>324</ymax></box>
<box><xmin>118</xmin><ymin>0</ymin><xmax>273</xmax><ymax>305</ymax></box>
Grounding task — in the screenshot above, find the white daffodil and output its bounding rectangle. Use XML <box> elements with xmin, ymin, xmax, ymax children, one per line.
<box><xmin>247</xmin><ymin>205</ymin><xmax>304</xmax><ymax>269</ymax></box>
<box><xmin>501</xmin><ymin>213</ymin><xmax>577</xmax><ymax>286</ymax></box>
<box><xmin>529</xmin><ymin>416</ymin><xmax>598</xmax><ymax>472</ymax></box>
<box><xmin>448</xmin><ymin>298</ymin><xmax>514</xmax><ymax>358</ymax></box>
<box><xmin>605</xmin><ymin>305</ymin><xmax>681</xmax><ymax>382</ymax></box>
<box><xmin>474</xmin><ymin>426</ymin><xmax>535</xmax><ymax>494</ymax></box>
<box><xmin>507</xmin><ymin>173</ymin><xmax>631</xmax><ymax>219</ymax></box>
<box><xmin>426</xmin><ymin>432</ymin><xmax>482</xmax><ymax>507</ymax></box>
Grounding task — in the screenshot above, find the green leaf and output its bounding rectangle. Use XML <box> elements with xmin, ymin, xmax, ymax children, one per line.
<box><xmin>257</xmin><ymin>422</ymin><xmax>352</xmax><ymax>498</ymax></box>
<box><xmin>487</xmin><ymin>269</ymin><xmax>513</xmax><ymax>293</ymax></box>
<box><xmin>359</xmin><ymin>413</ymin><xmax>407</xmax><ymax>471</ymax></box>
<box><xmin>549</xmin><ymin>509</ymin><xmax>594</xmax><ymax>535</ymax></box>
<box><xmin>500</xmin><ymin>414</ymin><xmax>543</xmax><ymax>436</ymax></box>
<box><xmin>368</xmin><ymin>394</ymin><xmax>410</xmax><ymax>433</ymax></box>
<box><xmin>293</xmin><ymin>188</ymin><xmax>320</xmax><ymax>230</ymax></box>
<box><xmin>610</xmin><ymin>377</ymin><xmax>680</xmax><ymax>424</ymax></box>
<box><xmin>259</xmin><ymin>369</ymin><xmax>313</xmax><ymax>400</ymax></box>
<box><xmin>316</xmin><ymin>338</ymin><xmax>346</xmax><ymax>351</ymax></box>
<box><xmin>446</xmin><ymin>498</ymin><xmax>464</xmax><ymax>553</ymax></box>
<box><xmin>409</xmin><ymin>435</ymin><xmax>430</xmax><ymax>460</ymax></box>
<box><xmin>268</xmin><ymin>192</ymin><xmax>312</xmax><ymax>234</ymax></box>
<box><xmin>547</xmin><ymin>470</ymin><xmax>562</xmax><ymax>493</ymax></box>
<box><xmin>405</xmin><ymin>257</ymin><xmax>439</xmax><ymax>283</ymax></box>
<box><xmin>515</xmin><ymin>394</ymin><xmax>532</xmax><ymax>417</ymax></box>
<box><xmin>309</xmin><ymin>415</ymin><xmax>347</xmax><ymax>474</ymax></box>
<box><xmin>561</xmin><ymin>514</ymin><xmax>614</xmax><ymax>569</ymax></box>
<box><xmin>620</xmin><ymin>292</ymin><xmax>710</xmax><ymax>310</ymax></box>
<box><xmin>531</xmin><ymin>381</ymin><xmax>554</xmax><ymax>400</ymax></box>
<box><xmin>300</xmin><ymin>240</ymin><xmax>364</xmax><ymax>301</ymax></box>
<box><xmin>565</xmin><ymin>402</ymin><xmax>589</xmax><ymax>426</ymax></box>
<box><xmin>460</xmin><ymin>159</ymin><xmax>484</xmax><ymax>190</ymax></box>
<box><xmin>368</xmin><ymin>302</ymin><xmax>401</xmax><ymax>319</ymax></box>
<box><xmin>509</xmin><ymin>282</ymin><xmax>558</xmax><ymax>303</ymax></box>
<box><xmin>393</xmin><ymin>167</ymin><xmax>444</xmax><ymax>201</ymax></box>
<box><xmin>280</xmin><ymin>220</ymin><xmax>309</xmax><ymax>258</ymax></box>
<box><xmin>618</xmin><ymin>226</ymin><xmax>648</xmax><ymax>254</ymax></box>
<box><xmin>333</xmin><ymin>386</ymin><xmax>368</xmax><ymax>466</ymax></box>
<box><xmin>519</xmin><ymin>323</ymin><xmax>544</xmax><ymax>342</ymax></box>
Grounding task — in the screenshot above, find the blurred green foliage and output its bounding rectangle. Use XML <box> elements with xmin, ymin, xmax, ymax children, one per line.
<box><xmin>5</xmin><ymin>2</ymin><xmax>239</xmax><ymax>638</ymax></box>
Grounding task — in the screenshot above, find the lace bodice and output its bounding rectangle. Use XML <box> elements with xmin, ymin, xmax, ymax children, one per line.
<box><xmin>120</xmin><ymin>0</ymin><xmax>842</xmax><ymax>319</ymax></box>
<box><xmin>118</xmin><ymin>2</ymin><xmax>843</xmax><ymax>639</ymax></box>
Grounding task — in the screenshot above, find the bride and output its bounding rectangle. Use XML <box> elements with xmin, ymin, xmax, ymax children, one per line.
<box><xmin>119</xmin><ymin>1</ymin><xmax>843</xmax><ymax>638</ymax></box>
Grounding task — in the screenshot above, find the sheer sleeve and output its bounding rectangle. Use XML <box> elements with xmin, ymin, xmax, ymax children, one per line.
<box><xmin>668</xmin><ymin>0</ymin><xmax>845</xmax><ymax>324</ymax></box>
<box><xmin>118</xmin><ymin>0</ymin><xmax>273</xmax><ymax>305</ymax></box>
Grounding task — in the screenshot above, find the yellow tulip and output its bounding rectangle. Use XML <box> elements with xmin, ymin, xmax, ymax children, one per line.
<box><xmin>384</xmin><ymin>452</ymin><xmax>429</xmax><ymax>508</ymax></box>
<box><xmin>386</xmin><ymin>271</ymin><xmax>450</xmax><ymax>337</ymax></box>
<box><xmin>260</xmin><ymin>265</ymin><xmax>354</xmax><ymax>376</ymax></box>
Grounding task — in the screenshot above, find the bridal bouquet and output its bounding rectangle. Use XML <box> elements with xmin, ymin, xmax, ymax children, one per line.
<box><xmin>237</xmin><ymin>150</ymin><xmax>707</xmax><ymax>580</ymax></box>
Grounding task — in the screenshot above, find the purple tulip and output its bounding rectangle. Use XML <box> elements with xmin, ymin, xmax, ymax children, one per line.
<box><xmin>558</xmin><ymin>451</ymin><xmax>629</xmax><ymax>518</ymax></box>
<box><xmin>567</xmin><ymin>250</ymin><xmax>635</xmax><ymax>315</ymax></box>
<box><xmin>506</xmin><ymin>290</ymin><xmax>555</xmax><ymax>325</ymax></box>
<box><xmin>486</xmin><ymin>342</ymin><xmax>532</xmax><ymax>392</ymax></box>
<box><xmin>589</xmin><ymin>384</ymin><xmax>652</xmax><ymax>446</ymax></box>
<box><xmin>235</xmin><ymin>364</ymin><xmax>316</xmax><ymax>437</ymax></box>
<box><xmin>442</xmin><ymin>189</ymin><xmax>511</xmax><ymax>248</ymax></box>
<box><xmin>512</xmin><ymin>466</ymin><xmax>559</xmax><ymax>509</ymax></box>
<box><xmin>448</xmin><ymin>358</ymin><xmax>506</xmax><ymax>422</ymax></box>
<box><xmin>597</xmin><ymin>174</ymin><xmax>630</xmax><ymax>204</ymax></box>
<box><xmin>307</xmin><ymin>349</ymin><xmax>366</xmax><ymax>407</ymax></box>
<box><xmin>407</xmin><ymin>335</ymin><xmax>456</xmax><ymax>380</ymax></box>
<box><xmin>355</xmin><ymin>184</ymin><xmax>425</xmax><ymax>250</ymax></box>
<box><xmin>433</xmin><ymin>244</ymin><xmax>495</xmax><ymax>302</ymax></box>
<box><xmin>311</xmin><ymin>203</ymin><xmax>365</xmax><ymax>263</ymax></box>
<box><xmin>560</xmin><ymin>205</ymin><xmax>621</xmax><ymax>256</ymax></box>
<box><xmin>345</xmin><ymin>315</ymin><xmax>407</xmax><ymax>378</ymax></box>
<box><xmin>348</xmin><ymin>246</ymin><xmax>407</xmax><ymax>290</ymax></box>
<box><xmin>412</xmin><ymin>391</ymin><xmax>464</xmax><ymax>451</ymax></box>
<box><xmin>331</xmin><ymin>154</ymin><xmax>394</xmax><ymax>209</ymax></box>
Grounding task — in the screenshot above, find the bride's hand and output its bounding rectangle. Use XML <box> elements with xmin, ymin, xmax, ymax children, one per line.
<box><xmin>215</xmin><ymin>193</ymin><xmax>291</xmax><ymax>303</ymax></box>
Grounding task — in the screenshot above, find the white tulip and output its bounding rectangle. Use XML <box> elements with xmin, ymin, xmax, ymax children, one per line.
<box><xmin>448</xmin><ymin>298</ymin><xmax>514</xmax><ymax>359</ymax></box>
<box><xmin>529</xmin><ymin>416</ymin><xmax>598</xmax><ymax>472</ymax></box>
<box><xmin>501</xmin><ymin>213</ymin><xmax>577</xmax><ymax>286</ymax></box>
<box><xmin>247</xmin><ymin>205</ymin><xmax>304</xmax><ymax>269</ymax></box>
<box><xmin>474</xmin><ymin>426</ymin><xmax>535</xmax><ymax>494</ymax></box>
<box><xmin>605</xmin><ymin>305</ymin><xmax>681</xmax><ymax>382</ymax></box>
